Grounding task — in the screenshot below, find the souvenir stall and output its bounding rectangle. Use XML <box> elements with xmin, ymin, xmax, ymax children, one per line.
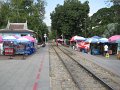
<box><xmin>3</xmin><ymin>41</ymin><xmax>16</xmax><ymax>55</ymax></box>
<box><xmin>15</xmin><ymin>37</ymin><xmax>29</xmax><ymax>55</ymax></box>
<box><xmin>15</xmin><ymin>42</ymin><xmax>35</xmax><ymax>55</ymax></box>
<box><xmin>23</xmin><ymin>36</ymin><xmax>36</xmax><ymax>54</ymax></box>
<box><xmin>85</xmin><ymin>37</ymin><xmax>100</xmax><ymax>55</ymax></box>
<box><xmin>25</xmin><ymin>41</ymin><xmax>35</xmax><ymax>54</ymax></box>
<box><xmin>85</xmin><ymin>37</ymin><xmax>112</xmax><ymax>55</ymax></box>
<box><xmin>15</xmin><ymin>42</ymin><xmax>26</xmax><ymax>55</ymax></box>
<box><xmin>70</xmin><ymin>35</ymin><xmax>86</xmax><ymax>49</ymax></box>
<box><xmin>76</xmin><ymin>41</ymin><xmax>90</xmax><ymax>53</ymax></box>
<box><xmin>108</xmin><ymin>43</ymin><xmax>118</xmax><ymax>55</ymax></box>
<box><xmin>15</xmin><ymin>37</ymin><xmax>36</xmax><ymax>55</ymax></box>
<box><xmin>90</xmin><ymin>43</ymin><xmax>106</xmax><ymax>55</ymax></box>
<box><xmin>3</xmin><ymin>36</ymin><xmax>17</xmax><ymax>56</ymax></box>
<box><xmin>89</xmin><ymin>37</ymin><xmax>118</xmax><ymax>55</ymax></box>
<box><xmin>108</xmin><ymin>35</ymin><xmax>120</xmax><ymax>55</ymax></box>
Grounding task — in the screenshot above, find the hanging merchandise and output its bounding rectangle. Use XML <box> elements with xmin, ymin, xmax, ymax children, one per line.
<box><xmin>3</xmin><ymin>41</ymin><xmax>15</xmax><ymax>55</ymax></box>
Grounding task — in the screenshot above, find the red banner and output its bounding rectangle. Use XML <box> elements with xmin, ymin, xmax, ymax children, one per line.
<box><xmin>4</xmin><ymin>48</ymin><xmax>14</xmax><ymax>55</ymax></box>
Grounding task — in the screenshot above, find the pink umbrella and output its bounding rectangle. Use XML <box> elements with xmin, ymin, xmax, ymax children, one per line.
<box><xmin>109</xmin><ymin>35</ymin><xmax>120</xmax><ymax>42</ymax></box>
<box><xmin>70</xmin><ymin>36</ymin><xmax>85</xmax><ymax>41</ymax></box>
<box><xmin>0</xmin><ymin>35</ymin><xmax>2</xmax><ymax>42</ymax></box>
<box><xmin>22</xmin><ymin>36</ymin><xmax>35</xmax><ymax>42</ymax></box>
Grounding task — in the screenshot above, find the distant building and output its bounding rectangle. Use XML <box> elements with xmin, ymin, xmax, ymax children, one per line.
<box><xmin>0</xmin><ymin>21</ymin><xmax>36</xmax><ymax>37</ymax></box>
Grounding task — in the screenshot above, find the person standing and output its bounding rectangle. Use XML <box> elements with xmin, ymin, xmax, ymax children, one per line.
<box><xmin>56</xmin><ymin>41</ymin><xmax>58</xmax><ymax>46</ymax></box>
<box><xmin>104</xmin><ymin>44</ymin><xmax>108</xmax><ymax>56</ymax></box>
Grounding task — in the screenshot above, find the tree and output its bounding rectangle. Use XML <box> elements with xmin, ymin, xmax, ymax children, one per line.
<box><xmin>50</xmin><ymin>0</ymin><xmax>89</xmax><ymax>39</ymax></box>
<box><xmin>0</xmin><ymin>1</ymin><xmax>9</xmax><ymax>28</ymax></box>
<box><xmin>107</xmin><ymin>0</ymin><xmax>120</xmax><ymax>23</ymax></box>
<box><xmin>0</xmin><ymin>0</ymin><xmax>48</xmax><ymax>42</ymax></box>
<box><xmin>89</xmin><ymin>5</ymin><xmax>120</xmax><ymax>37</ymax></box>
<box><xmin>110</xmin><ymin>0</ymin><xmax>120</xmax><ymax>5</ymax></box>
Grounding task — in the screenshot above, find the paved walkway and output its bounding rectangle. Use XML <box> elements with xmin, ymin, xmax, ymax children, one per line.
<box><xmin>0</xmin><ymin>44</ymin><xmax>50</xmax><ymax>90</ymax></box>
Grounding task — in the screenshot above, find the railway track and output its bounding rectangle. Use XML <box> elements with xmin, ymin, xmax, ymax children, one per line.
<box><xmin>49</xmin><ymin>44</ymin><xmax>79</xmax><ymax>90</ymax></box>
<box><xmin>61</xmin><ymin>45</ymin><xmax>120</xmax><ymax>90</ymax></box>
<box><xmin>51</xmin><ymin>44</ymin><xmax>120</xmax><ymax>90</ymax></box>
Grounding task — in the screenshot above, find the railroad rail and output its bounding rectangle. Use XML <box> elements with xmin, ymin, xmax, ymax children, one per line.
<box><xmin>51</xmin><ymin>43</ymin><xmax>117</xmax><ymax>90</ymax></box>
<box><xmin>61</xmin><ymin>45</ymin><xmax>120</xmax><ymax>90</ymax></box>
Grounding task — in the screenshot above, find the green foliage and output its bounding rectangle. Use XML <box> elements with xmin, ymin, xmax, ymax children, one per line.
<box><xmin>0</xmin><ymin>2</ymin><xmax>10</xmax><ymax>28</ymax></box>
<box><xmin>110</xmin><ymin>0</ymin><xmax>120</xmax><ymax>5</ymax></box>
<box><xmin>0</xmin><ymin>0</ymin><xmax>48</xmax><ymax>42</ymax></box>
<box><xmin>50</xmin><ymin>0</ymin><xmax>89</xmax><ymax>39</ymax></box>
<box><xmin>90</xmin><ymin>5</ymin><xmax>120</xmax><ymax>37</ymax></box>
<box><xmin>48</xmin><ymin>31</ymin><xmax>56</xmax><ymax>40</ymax></box>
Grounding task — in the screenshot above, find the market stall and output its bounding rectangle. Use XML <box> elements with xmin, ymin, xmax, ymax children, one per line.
<box><xmin>2</xmin><ymin>36</ymin><xmax>17</xmax><ymax>56</ymax></box>
<box><xmin>3</xmin><ymin>41</ymin><xmax>16</xmax><ymax>56</ymax></box>
<box><xmin>76</xmin><ymin>41</ymin><xmax>90</xmax><ymax>53</ymax></box>
<box><xmin>15</xmin><ymin>37</ymin><xmax>36</xmax><ymax>55</ymax></box>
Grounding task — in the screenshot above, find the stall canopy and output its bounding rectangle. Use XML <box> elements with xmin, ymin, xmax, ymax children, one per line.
<box><xmin>17</xmin><ymin>37</ymin><xmax>30</xmax><ymax>43</ymax></box>
<box><xmin>3</xmin><ymin>36</ymin><xmax>17</xmax><ymax>41</ymax></box>
<box><xmin>109</xmin><ymin>35</ymin><xmax>120</xmax><ymax>42</ymax></box>
<box><xmin>92</xmin><ymin>36</ymin><xmax>101</xmax><ymax>39</ymax></box>
<box><xmin>70</xmin><ymin>36</ymin><xmax>85</xmax><ymax>41</ymax></box>
<box><xmin>23</xmin><ymin>36</ymin><xmax>35</xmax><ymax>42</ymax></box>
<box><xmin>99</xmin><ymin>38</ymin><xmax>108</xmax><ymax>43</ymax></box>
<box><xmin>0</xmin><ymin>35</ymin><xmax>2</xmax><ymax>42</ymax></box>
<box><xmin>85</xmin><ymin>38</ymin><xmax>99</xmax><ymax>43</ymax></box>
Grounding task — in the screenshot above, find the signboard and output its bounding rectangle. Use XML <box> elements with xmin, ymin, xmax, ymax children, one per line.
<box><xmin>44</xmin><ymin>34</ymin><xmax>47</xmax><ymax>43</ymax></box>
<box><xmin>44</xmin><ymin>34</ymin><xmax>47</xmax><ymax>37</ymax></box>
<box><xmin>4</xmin><ymin>48</ymin><xmax>14</xmax><ymax>55</ymax></box>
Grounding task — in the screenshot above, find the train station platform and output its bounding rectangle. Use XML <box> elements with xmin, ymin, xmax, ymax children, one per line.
<box><xmin>0</xmin><ymin>44</ymin><xmax>50</xmax><ymax>90</ymax></box>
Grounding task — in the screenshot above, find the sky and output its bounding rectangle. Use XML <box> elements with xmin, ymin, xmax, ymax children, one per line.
<box><xmin>43</xmin><ymin>0</ymin><xmax>111</xmax><ymax>26</ymax></box>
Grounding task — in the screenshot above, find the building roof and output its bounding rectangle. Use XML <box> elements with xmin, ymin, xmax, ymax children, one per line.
<box><xmin>0</xmin><ymin>29</ymin><xmax>34</xmax><ymax>33</ymax></box>
<box><xmin>9</xmin><ymin>24</ymin><xmax>24</xmax><ymax>30</ymax></box>
<box><xmin>0</xmin><ymin>21</ymin><xmax>34</xmax><ymax>33</ymax></box>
